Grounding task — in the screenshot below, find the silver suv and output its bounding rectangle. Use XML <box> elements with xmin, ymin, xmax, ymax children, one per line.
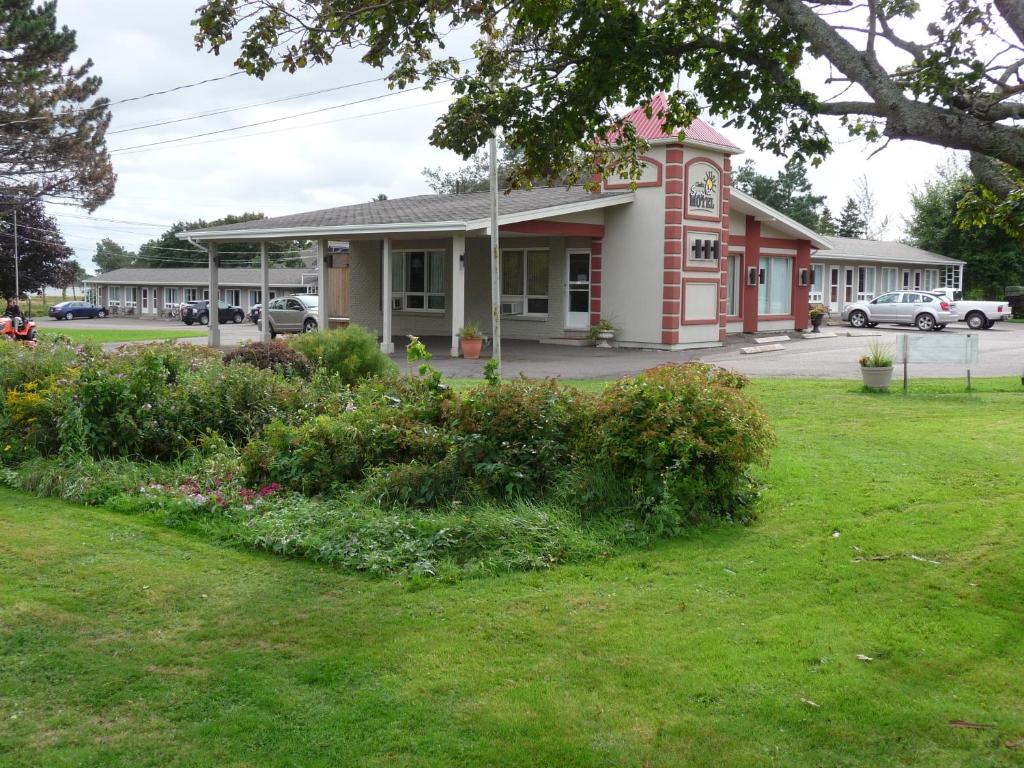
<box><xmin>842</xmin><ymin>291</ymin><xmax>958</xmax><ymax>332</ymax></box>
<box><xmin>263</xmin><ymin>294</ymin><xmax>319</xmax><ymax>338</ymax></box>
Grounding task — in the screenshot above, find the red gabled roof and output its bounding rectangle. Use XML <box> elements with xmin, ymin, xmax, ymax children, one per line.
<box><xmin>618</xmin><ymin>93</ymin><xmax>741</xmax><ymax>152</ymax></box>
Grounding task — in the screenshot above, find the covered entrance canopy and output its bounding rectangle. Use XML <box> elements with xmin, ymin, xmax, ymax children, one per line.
<box><xmin>180</xmin><ymin>186</ymin><xmax>634</xmax><ymax>352</ymax></box>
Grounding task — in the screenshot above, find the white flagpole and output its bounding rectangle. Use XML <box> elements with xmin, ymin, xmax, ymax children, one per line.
<box><xmin>489</xmin><ymin>133</ymin><xmax>501</xmax><ymax>375</ymax></box>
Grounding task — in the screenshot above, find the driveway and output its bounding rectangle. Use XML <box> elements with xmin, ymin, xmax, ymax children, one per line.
<box><xmin>36</xmin><ymin>315</ymin><xmax>1023</xmax><ymax>380</ymax></box>
<box><xmin>387</xmin><ymin>321</ymin><xmax>1024</xmax><ymax>380</ymax></box>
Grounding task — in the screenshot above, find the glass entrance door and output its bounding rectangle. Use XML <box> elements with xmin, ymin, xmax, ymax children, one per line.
<box><xmin>566</xmin><ymin>251</ymin><xmax>591</xmax><ymax>330</ymax></box>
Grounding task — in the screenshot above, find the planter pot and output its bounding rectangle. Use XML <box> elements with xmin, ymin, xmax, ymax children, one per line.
<box><xmin>460</xmin><ymin>337</ymin><xmax>483</xmax><ymax>359</ymax></box>
<box><xmin>860</xmin><ymin>365</ymin><xmax>894</xmax><ymax>390</ymax></box>
<box><xmin>595</xmin><ymin>330</ymin><xmax>615</xmax><ymax>349</ymax></box>
<box><xmin>810</xmin><ymin>314</ymin><xmax>825</xmax><ymax>333</ymax></box>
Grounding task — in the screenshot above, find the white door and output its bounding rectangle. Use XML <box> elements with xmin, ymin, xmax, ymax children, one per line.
<box><xmin>565</xmin><ymin>251</ymin><xmax>591</xmax><ymax>330</ymax></box>
<box><xmin>141</xmin><ymin>287</ymin><xmax>151</xmax><ymax>314</ymax></box>
<box><xmin>827</xmin><ymin>265</ymin><xmax>841</xmax><ymax>312</ymax></box>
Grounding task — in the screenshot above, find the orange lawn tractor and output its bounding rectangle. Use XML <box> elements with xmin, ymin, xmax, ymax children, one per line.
<box><xmin>0</xmin><ymin>315</ymin><xmax>38</xmax><ymax>342</ymax></box>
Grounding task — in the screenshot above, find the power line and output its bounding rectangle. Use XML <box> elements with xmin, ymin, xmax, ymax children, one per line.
<box><xmin>0</xmin><ymin>69</ymin><xmax>251</xmax><ymax>129</ymax></box>
<box><xmin>108</xmin><ymin>85</ymin><xmax>429</xmax><ymax>153</ymax></box>
<box><xmin>108</xmin><ymin>73</ymin><xmax>392</xmax><ymax>135</ymax></box>
<box><xmin>113</xmin><ymin>96</ymin><xmax>452</xmax><ymax>156</ymax></box>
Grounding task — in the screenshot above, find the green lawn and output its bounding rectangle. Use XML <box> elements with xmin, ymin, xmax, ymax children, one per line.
<box><xmin>37</xmin><ymin>327</ymin><xmax>207</xmax><ymax>344</ymax></box>
<box><xmin>2</xmin><ymin>378</ymin><xmax>1024</xmax><ymax>767</ymax></box>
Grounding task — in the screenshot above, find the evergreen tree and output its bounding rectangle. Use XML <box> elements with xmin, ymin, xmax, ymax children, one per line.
<box><xmin>836</xmin><ymin>198</ymin><xmax>867</xmax><ymax>238</ymax></box>
<box><xmin>0</xmin><ymin>1</ymin><xmax>115</xmax><ymax>211</ymax></box>
<box><xmin>731</xmin><ymin>159</ymin><xmax>828</xmax><ymax>231</ymax></box>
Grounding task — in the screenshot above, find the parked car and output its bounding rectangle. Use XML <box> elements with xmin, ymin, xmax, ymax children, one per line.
<box><xmin>928</xmin><ymin>288</ymin><xmax>1010</xmax><ymax>330</ymax></box>
<box><xmin>180</xmin><ymin>300</ymin><xmax>245</xmax><ymax>326</ymax></box>
<box><xmin>842</xmin><ymin>291</ymin><xmax>958</xmax><ymax>331</ymax></box>
<box><xmin>263</xmin><ymin>294</ymin><xmax>319</xmax><ymax>338</ymax></box>
<box><xmin>48</xmin><ymin>300</ymin><xmax>107</xmax><ymax>320</ymax></box>
<box><xmin>248</xmin><ymin>303</ymin><xmax>262</xmax><ymax>325</ymax></box>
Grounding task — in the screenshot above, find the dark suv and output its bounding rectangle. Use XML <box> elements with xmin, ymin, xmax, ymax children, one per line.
<box><xmin>181</xmin><ymin>300</ymin><xmax>245</xmax><ymax>326</ymax></box>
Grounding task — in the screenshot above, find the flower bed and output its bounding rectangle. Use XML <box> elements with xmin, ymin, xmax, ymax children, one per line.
<box><xmin>0</xmin><ymin>331</ymin><xmax>772</xmax><ymax>579</ymax></box>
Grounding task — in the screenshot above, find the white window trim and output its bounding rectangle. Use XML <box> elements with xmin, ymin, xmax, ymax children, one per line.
<box><xmin>123</xmin><ymin>286</ymin><xmax>138</xmax><ymax>309</ymax></box>
<box><xmin>164</xmin><ymin>287</ymin><xmax>180</xmax><ymax>306</ymax></box>
<box><xmin>183</xmin><ymin>287</ymin><xmax>199</xmax><ymax>303</ymax></box>
<box><xmin>809</xmin><ymin>263</ymin><xmax>824</xmax><ymax>303</ymax></box>
<box><xmin>501</xmin><ymin>247</ymin><xmax>550</xmax><ymax>317</ymax></box>
<box><xmin>392</xmin><ymin>250</ymin><xmax>446</xmax><ymax>313</ymax></box>
<box><xmin>856</xmin><ymin>265</ymin><xmax>876</xmax><ymax>302</ymax></box>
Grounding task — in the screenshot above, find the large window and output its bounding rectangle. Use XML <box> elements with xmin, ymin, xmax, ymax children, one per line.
<box><xmin>124</xmin><ymin>286</ymin><xmax>138</xmax><ymax>309</ymax></box>
<box><xmin>857</xmin><ymin>266</ymin><xmax>876</xmax><ymax>301</ymax></box>
<box><xmin>758</xmin><ymin>256</ymin><xmax>792</xmax><ymax>315</ymax></box>
<box><xmin>923</xmin><ymin>269</ymin><xmax>939</xmax><ymax>290</ymax></box>
<box><xmin>726</xmin><ymin>254</ymin><xmax>742</xmax><ymax>315</ymax></box>
<box><xmin>881</xmin><ymin>267</ymin><xmax>898</xmax><ymax>293</ymax></box>
<box><xmin>108</xmin><ymin>286</ymin><xmax>122</xmax><ymax>307</ymax></box>
<box><xmin>221</xmin><ymin>288</ymin><xmax>241</xmax><ymax>307</ymax></box>
<box><xmin>393</xmin><ymin>250</ymin><xmax>445</xmax><ymax>311</ymax></box>
<box><xmin>164</xmin><ymin>287</ymin><xmax>180</xmax><ymax>306</ymax></box>
<box><xmin>501</xmin><ymin>248</ymin><xmax>549</xmax><ymax>315</ymax></box>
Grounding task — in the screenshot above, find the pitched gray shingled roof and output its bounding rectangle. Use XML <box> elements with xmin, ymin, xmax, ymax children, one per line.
<box><xmin>185</xmin><ymin>186</ymin><xmax>632</xmax><ymax>234</ymax></box>
<box><xmin>814</xmin><ymin>236</ymin><xmax>965</xmax><ymax>265</ymax></box>
<box><xmin>84</xmin><ymin>267</ymin><xmax>312</xmax><ymax>286</ymax></box>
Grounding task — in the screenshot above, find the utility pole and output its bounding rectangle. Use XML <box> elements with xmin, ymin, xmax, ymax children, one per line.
<box><xmin>13</xmin><ymin>206</ymin><xmax>20</xmax><ymax>299</ymax></box>
<box><xmin>489</xmin><ymin>133</ymin><xmax>501</xmax><ymax>375</ymax></box>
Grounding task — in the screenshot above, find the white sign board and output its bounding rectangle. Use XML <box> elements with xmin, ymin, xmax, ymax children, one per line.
<box><xmin>894</xmin><ymin>333</ymin><xmax>979</xmax><ymax>364</ymax></box>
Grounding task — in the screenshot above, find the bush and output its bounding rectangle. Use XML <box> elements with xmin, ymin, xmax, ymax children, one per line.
<box><xmin>241</xmin><ymin>374</ymin><xmax>455</xmax><ymax>495</ymax></box>
<box><xmin>441</xmin><ymin>378</ymin><xmax>590</xmax><ymax>499</ymax></box>
<box><xmin>288</xmin><ymin>325</ymin><xmax>397</xmax><ymax>385</ymax></box>
<box><xmin>224</xmin><ymin>341</ymin><xmax>312</xmax><ymax>379</ymax></box>
<box><xmin>572</xmin><ymin>363</ymin><xmax>772</xmax><ymax>528</ymax></box>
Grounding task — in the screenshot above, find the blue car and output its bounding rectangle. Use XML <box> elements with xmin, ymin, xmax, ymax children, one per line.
<box><xmin>48</xmin><ymin>301</ymin><xmax>108</xmax><ymax>320</ymax></box>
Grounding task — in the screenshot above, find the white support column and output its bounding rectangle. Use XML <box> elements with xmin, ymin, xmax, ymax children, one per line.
<box><xmin>317</xmin><ymin>237</ymin><xmax>328</xmax><ymax>331</ymax></box>
<box><xmin>260</xmin><ymin>241</ymin><xmax>270</xmax><ymax>343</ymax></box>
<box><xmin>451</xmin><ymin>234</ymin><xmax>466</xmax><ymax>357</ymax></box>
<box><xmin>380</xmin><ymin>237</ymin><xmax>394</xmax><ymax>353</ymax></box>
<box><xmin>208</xmin><ymin>242</ymin><xmax>220</xmax><ymax>348</ymax></box>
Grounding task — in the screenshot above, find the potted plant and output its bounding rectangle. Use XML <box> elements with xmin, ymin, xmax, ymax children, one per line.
<box><xmin>859</xmin><ymin>339</ymin><xmax>894</xmax><ymax>390</ymax></box>
<box><xmin>589</xmin><ymin>318</ymin><xmax>616</xmax><ymax>348</ymax></box>
<box><xmin>459</xmin><ymin>322</ymin><xmax>484</xmax><ymax>359</ymax></box>
<box><xmin>809</xmin><ymin>303</ymin><xmax>828</xmax><ymax>333</ymax></box>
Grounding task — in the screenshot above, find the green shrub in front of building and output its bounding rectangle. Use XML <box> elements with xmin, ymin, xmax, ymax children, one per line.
<box><xmin>0</xmin><ymin>329</ymin><xmax>772</xmax><ymax>579</ymax></box>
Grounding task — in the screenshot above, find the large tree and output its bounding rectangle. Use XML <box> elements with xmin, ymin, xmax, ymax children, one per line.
<box><xmin>907</xmin><ymin>164</ymin><xmax>1024</xmax><ymax>299</ymax></box>
<box><xmin>137</xmin><ymin>213</ymin><xmax>307</xmax><ymax>268</ymax></box>
<box><xmin>93</xmin><ymin>237</ymin><xmax>135</xmax><ymax>272</ymax></box>
<box><xmin>1</xmin><ymin>1</ymin><xmax>115</xmax><ymax>211</ymax></box>
<box><xmin>0</xmin><ymin>197</ymin><xmax>75</xmax><ymax>298</ymax></box>
<box><xmin>732</xmin><ymin>159</ymin><xmax>830</xmax><ymax>231</ymax></box>
<box><xmin>192</xmin><ymin>1</ymin><xmax>1024</xmax><ymax>231</ymax></box>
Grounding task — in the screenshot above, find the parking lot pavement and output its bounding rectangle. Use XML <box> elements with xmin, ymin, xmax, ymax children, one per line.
<box><xmin>691</xmin><ymin>321</ymin><xmax>1024</xmax><ymax>379</ymax></box>
<box><xmin>393</xmin><ymin>321</ymin><xmax>1024</xmax><ymax>380</ymax></box>
<box><xmin>32</xmin><ymin>314</ymin><xmax>1024</xmax><ymax>380</ymax></box>
<box><xmin>33</xmin><ymin>315</ymin><xmax>261</xmax><ymax>347</ymax></box>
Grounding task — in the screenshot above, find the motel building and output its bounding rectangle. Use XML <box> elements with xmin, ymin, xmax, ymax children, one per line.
<box><xmin>178</xmin><ymin>94</ymin><xmax>965</xmax><ymax>352</ymax></box>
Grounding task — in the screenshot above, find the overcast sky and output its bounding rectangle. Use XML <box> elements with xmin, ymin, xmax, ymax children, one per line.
<box><xmin>52</xmin><ymin>0</ymin><xmax>959</xmax><ymax>271</ymax></box>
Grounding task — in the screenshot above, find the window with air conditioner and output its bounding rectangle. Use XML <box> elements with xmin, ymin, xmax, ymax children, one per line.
<box><xmin>501</xmin><ymin>248</ymin><xmax>549</xmax><ymax>315</ymax></box>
